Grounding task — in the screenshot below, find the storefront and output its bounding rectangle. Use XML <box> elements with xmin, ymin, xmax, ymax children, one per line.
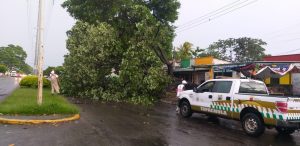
<box><xmin>263</xmin><ymin>54</ymin><xmax>300</xmax><ymax>96</ymax></box>
<box><xmin>174</xmin><ymin>56</ymin><xmax>230</xmax><ymax>85</ymax></box>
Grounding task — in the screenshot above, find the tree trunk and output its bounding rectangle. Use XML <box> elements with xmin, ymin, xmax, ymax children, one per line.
<box><xmin>166</xmin><ymin>63</ymin><xmax>174</xmax><ymax>76</ymax></box>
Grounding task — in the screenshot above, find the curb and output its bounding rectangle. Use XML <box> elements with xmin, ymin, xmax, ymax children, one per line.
<box><xmin>0</xmin><ymin>114</ymin><xmax>80</xmax><ymax>125</ymax></box>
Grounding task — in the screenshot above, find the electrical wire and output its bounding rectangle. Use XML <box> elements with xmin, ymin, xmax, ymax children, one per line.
<box><xmin>44</xmin><ymin>0</ymin><xmax>55</xmax><ymax>41</ymax></box>
<box><xmin>267</xmin><ymin>32</ymin><xmax>300</xmax><ymax>39</ymax></box>
<box><xmin>274</xmin><ymin>48</ymin><xmax>300</xmax><ymax>55</ymax></box>
<box><xmin>177</xmin><ymin>0</ymin><xmax>243</xmax><ymax>29</ymax></box>
<box><xmin>284</xmin><ymin>38</ymin><xmax>300</xmax><ymax>42</ymax></box>
<box><xmin>262</xmin><ymin>21</ymin><xmax>300</xmax><ymax>37</ymax></box>
<box><xmin>26</xmin><ymin>0</ymin><xmax>36</xmax><ymax>67</ymax></box>
<box><xmin>177</xmin><ymin>0</ymin><xmax>258</xmax><ymax>33</ymax></box>
<box><xmin>177</xmin><ymin>0</ymin><xmax>251</xmax><ymax>31</ymax></box>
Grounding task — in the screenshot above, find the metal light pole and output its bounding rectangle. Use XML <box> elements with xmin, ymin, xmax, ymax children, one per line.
<box><xmin>36</xmin><ymin>0</ymin><xmax>44</xmax><ymax>105</ymax></box>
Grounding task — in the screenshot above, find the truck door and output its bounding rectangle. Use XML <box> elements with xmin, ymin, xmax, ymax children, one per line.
<box><xmin>211</xmin><ymin>81</ymin><xmax>233</xmax><ymax>117</ymax></box>
<box><xmin>194</xmin><ymin>81</ymin><xmax>215</xmax><ymax>108</ymax></box>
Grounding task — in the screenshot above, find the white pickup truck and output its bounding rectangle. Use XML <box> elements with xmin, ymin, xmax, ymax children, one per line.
<box><xmin>177</xmin><ymin>79</ymin><xmax>300</xmax><ymax>137</ymax></box>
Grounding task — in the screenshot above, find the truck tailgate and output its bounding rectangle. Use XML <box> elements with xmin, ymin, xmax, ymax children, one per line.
<box><xmin>287</xmin><ymin>97</ymin><xmax>300</xmax><ymax>121</ymax></box>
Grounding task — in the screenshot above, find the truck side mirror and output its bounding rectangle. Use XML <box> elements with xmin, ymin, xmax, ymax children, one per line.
<box><xmin>193</xmin><ymin>87</ymin><xmax>197</xmax><ymax>93</ymax></box>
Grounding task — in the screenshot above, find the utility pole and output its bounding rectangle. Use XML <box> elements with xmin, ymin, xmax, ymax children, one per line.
<box><xmin>33</xmin><ymin>27</ymin><xmax>39</xmax><ymax>75</ymax></box>
<box><xmin>36</xmin><ymin>0</ymin><xmax>44</xmax><ymax>105</ymax></box>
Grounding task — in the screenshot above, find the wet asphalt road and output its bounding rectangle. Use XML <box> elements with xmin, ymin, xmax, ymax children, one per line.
<box><xmin>0</xmin><ymin>100</ymin><xmax>300</xmax><ymax>146</ymax></box>
<box><xmin>0</xmin><ymin>76</ymin><xmax>19</xmax><ymax>101</ymax></box>
<box><xmin>1</xmin><ymin>77</ymin><xmax>300</xmax><ymax>146</ymax></box>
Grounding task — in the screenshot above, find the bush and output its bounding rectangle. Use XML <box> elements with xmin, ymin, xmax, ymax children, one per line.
<box><xmin>0</xmin><ymin>64</ymin><xmax>8</xmax><ymax>73</ymax></box>
<box><xmin>20</xmin><ymin>75</ymin><xmax>51</xmax><ymax>88</ymax></box>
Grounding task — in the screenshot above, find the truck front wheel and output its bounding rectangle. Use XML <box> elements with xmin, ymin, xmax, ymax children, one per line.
<box><xmin>275</xmin><ymin>127</ymin><xmax>295</xmax><ymax>135</ymax></box>
<box><xmin>180</xmin><ymin>100</ymin><xmax>192</xmax><ymax>118</ymax></box>
<box><xmin>241</xmin><ymin>113</ymin><xmax>265</xmax><ymax>137</ymax></box>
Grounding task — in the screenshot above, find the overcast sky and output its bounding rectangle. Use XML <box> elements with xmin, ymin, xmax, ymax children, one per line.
<box><xmin>0</xmin><ymin>0</ymin><xmax>75</xmax><ymax>68</ymax></box>
<box><xmin>0</xmin><ymin>0</ymin><xmax>300</xmax><ymax>68</ymax></box>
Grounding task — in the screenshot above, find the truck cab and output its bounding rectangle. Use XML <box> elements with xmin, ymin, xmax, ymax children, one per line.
<box><xmin>178</xmin><ymin>79</ymin><xmax>300</xmax><ymax>137</ymax></box>
<box><xmin>10</xmin><ymin>71</ymin><xmax>17</xmax><ymax>77</ymax></box>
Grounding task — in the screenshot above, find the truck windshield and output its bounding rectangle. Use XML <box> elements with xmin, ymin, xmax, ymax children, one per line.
<box><xmin>239</xmin><ymin>81</ymin><xmax>268</xmax><ymax>94</ymax></box>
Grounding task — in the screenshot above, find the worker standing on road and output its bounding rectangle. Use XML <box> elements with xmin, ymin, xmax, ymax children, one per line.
<box><xmin>177</xmin><ymin>80</ymin><xmax>187</xmax><ymax>97</ymax></box>
<box><xmin>50</xmin><ymin>70</ymin><xmax>60</xmax><ymax>95</ymax></box>
<box><xmin>176</xmin><ymin>80</ymin><xmax>187</xmax><ymax>113</ymax></box>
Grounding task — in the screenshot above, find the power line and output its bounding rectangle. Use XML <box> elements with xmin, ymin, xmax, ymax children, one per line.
<box><xmin>44</xmin><ymin>0</ymin><xmax>55</xmax><ymax>41</ymax></box>
<box><xmin>177</xmin><ymin>0</ymin><xmax>258</xmax><ymax>33</ymax></box>
<box><xmin>177</xmin><ymin>0</ymin><xmax>243</xmax><ymax>29</ymax></box>
<box><xmin>274</xmin><ymin>48</ymin><xmax>300</xmax><ymax>55</ymax></box>
<box><xmin>262</xmin><ymin>21</ymin><xmax>300</xmax><ymax>37</ymax></box>
<box><xmin>267</xmin><ymin>32</ymin><xmax>300</xmax><ymax>39</ymax></box>
<box><xmin>284</xmin><ymin>37</ymin><xmax>300</xmax><ymax>42</ymax></box>
<box><xmin>177</xmin><ymin>0</ymin><xmax>251</xmax><ymax>31</ymax></box>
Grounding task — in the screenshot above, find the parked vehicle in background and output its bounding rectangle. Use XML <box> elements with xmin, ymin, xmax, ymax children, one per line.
<box><xmin>177</xmin><ymin>79</ymin><xmax>300</xmax><ymax>137</ymax></box>
<box><xmin>10</xmin><ymin>71</ymin><xmax>17</xmax><ymax>77</ymax></box>
<box><xmin>16</xmin><ymin>73</ymin><xmax>21</xmax><ymax>77</ymax></box>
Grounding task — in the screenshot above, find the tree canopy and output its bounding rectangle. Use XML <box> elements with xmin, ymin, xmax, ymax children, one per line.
<box><xmin>205</xmin><ymin>37</ymin><xmax>267</xmax><ymax>62</ymax></box>
<box><xmin>61</xmin><ymin>0</ymin><xmax>180</xmax><ymax>104</ymax></box>
<box><xmin>0</xmin><ymin>44</ymin><xmax>32</xmax><ymax>74</ymax></box>
<box><xmin>61</xmin><ymin>21</ymin><xmax>170</xmax><ymax>104</ymax></box>
<box><xmin>62</xmin><ymin>0</ymin><xmax>180</xmax><ymax>74</ymax></box>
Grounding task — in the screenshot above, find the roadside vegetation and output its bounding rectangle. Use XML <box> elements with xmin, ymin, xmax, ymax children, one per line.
<box><xmin>19</xmin><ymin>75</ymin><xmax>51</xmax><ymax>88</ymax></box>
<box><xmin>0</xmin><ymin>64</ymin><xmax>8</xmax><ymax>73</ymax></box>
<box><xmin>60</xmin><ymin>0</ymin><xmax>180</xmax><ymax>105</ymax></box>
<box><xmin>0</xmin><ymin>88</ymin><xmax>79</xmax><ymax>115</ymax></box>
<box><xmin>0</xmin><ymin>44</ymin><xmax>32</xmax><ymax>74</ymax></box>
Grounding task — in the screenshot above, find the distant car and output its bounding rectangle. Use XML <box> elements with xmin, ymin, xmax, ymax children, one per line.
<box><xmin>10</xmin><ymin>71</ymin><xmax>17</xmax><ymax>77</ymax></box>
<box><xmin>16</xmin><ymin>73</ymin><xmax>21</xmax><ymax>77</ymax></box>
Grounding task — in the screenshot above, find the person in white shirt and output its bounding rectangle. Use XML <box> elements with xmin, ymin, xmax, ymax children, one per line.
<box><xmin>176</xmin><ymin>80</ymin><xmax>187</xmax><ymax>113</ymax></box>
<box><xmin>177</xmin><ymin>80</ymin><xmax>187</xmax><ymax>97</ymax></box>
<box><xmin>50</xmin><ymin>70</ymin><xmax>60</xmax><ymax>94</ymax></box>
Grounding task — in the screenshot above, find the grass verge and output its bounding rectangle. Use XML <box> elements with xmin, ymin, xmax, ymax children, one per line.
<box><xmin>0</xmin><ymin>88</ymin><xmax>79</xmax><ymax>115</ymax></box>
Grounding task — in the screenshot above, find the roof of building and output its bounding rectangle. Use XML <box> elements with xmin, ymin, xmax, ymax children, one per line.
<box><xmin>173</xmin><ymin>67</ymin><xmax>209</xmax><ymax>72</ymax></box>
<box><xmin>264</xmin><ymin>54</ymin><xmax>300</xmax><ymax>61</ymax></box>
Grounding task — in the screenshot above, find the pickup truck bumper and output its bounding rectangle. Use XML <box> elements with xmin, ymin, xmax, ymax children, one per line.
<box><xmin>277</xmin><ymin>120</ymin><xmax>300</xmax><ymax>129</ymax></box>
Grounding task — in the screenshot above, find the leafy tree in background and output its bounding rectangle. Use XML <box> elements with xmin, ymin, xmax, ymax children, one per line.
<box><xmin>44</xmin><ymin>66</ymin><xmax>55</xmax><ymax>76</ymax></box>
<box><xmin>19</xmin><ymin>64</ymin><xmax>32</xmax><ymax>74</ymax></box>
<box><xmin>206</xmin><ymin>38</ymin><xmax>235</xmax><ymax>61</ymax></box>
<box><xmin>0</xmin><ymin>64</ymin><xmax>8</xmax><ymax>73</ymax></box>
<box><xmin>174</xmin><ymin>42</ymin><xmax>193</xmax><ymax>60</ymax></box>
<box><xmin>0</xmin><ymin>44</ymin><xmax>32</xmax><ymax>74</ymax></box>
<box><xmin>44</xmin><ymin>66</ymin><xmax>64</xmax><ymax>76</ymax></box>
<box><xmin>234</xmin><ymin>37</ymin><xmax>267</xmax><ymax>62</ymax></box>
<box><xmin>191</xmin><ymin>47</ymin><xmax>207</xmax><ymax>58</ymax></box>
<box><xmin>206</xmin><ymin>37</ymin><xmax>267</xmax><ymax>62</ymax></box>
<box><xmin>174</xmin><ymin>42</ymin><xmax>207</xmax><ymax>60</ymax></box>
